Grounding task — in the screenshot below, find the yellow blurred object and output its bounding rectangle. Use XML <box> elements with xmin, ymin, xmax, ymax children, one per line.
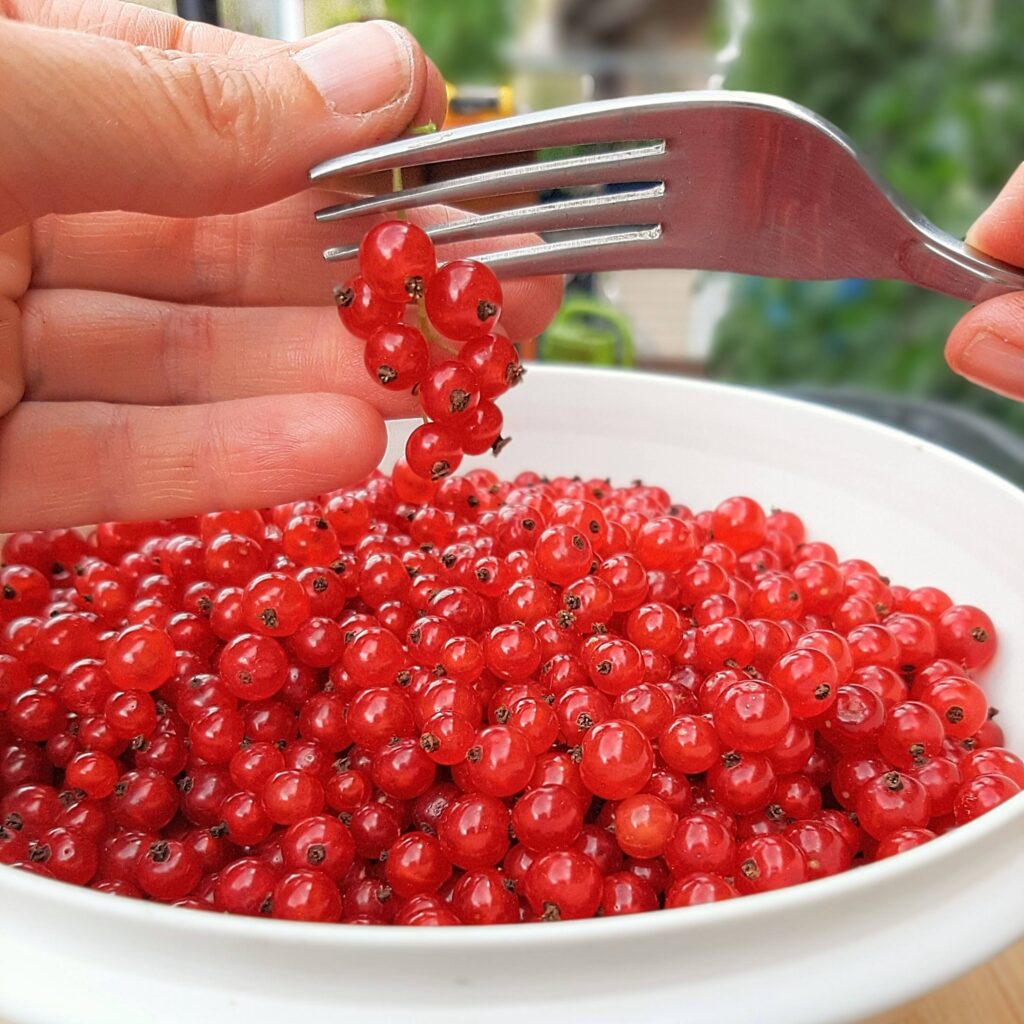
<box><xmin>443</xmin><ymin>84</ymin><xmax>515</xmax><ymax>128</ymax></box>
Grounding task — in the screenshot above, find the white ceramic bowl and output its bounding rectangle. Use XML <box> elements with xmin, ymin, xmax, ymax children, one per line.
<box><xmin>1</xmin><ymin>367</ymin><xmax>1022</xmax><ymax>1024</ymax></box>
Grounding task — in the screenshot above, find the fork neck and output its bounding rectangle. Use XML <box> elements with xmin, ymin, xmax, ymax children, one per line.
<box><xmin>897</xmin><ymin>227</ymin><xmax>1024</xmax><ymax>304</ymax></box>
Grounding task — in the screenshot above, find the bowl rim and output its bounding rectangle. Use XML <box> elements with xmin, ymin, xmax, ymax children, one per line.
<box><xmin>3</xmin><ymin>369</ymin><xmax>1022</xmax><ymax>950</ymax></box>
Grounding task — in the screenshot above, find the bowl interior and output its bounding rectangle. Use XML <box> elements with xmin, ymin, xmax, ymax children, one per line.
<box><xmin>385</xmin><ymin>366</ymin><xmax>1024</xmax><ymax>744</ymax></box>
<box><xmin>2</xmin><ymin>367</ymin><xmax>1023</xmax><ymax>1024</ymax></box>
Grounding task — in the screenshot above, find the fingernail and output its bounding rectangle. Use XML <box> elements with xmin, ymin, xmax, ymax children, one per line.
<box><xmin>957</xmin><ymin>330</ymin><xmax>1024</xmax><ymax>398</ymax></box>
<box><xmin>293</xmin><ymin>21</ymin><xmax>413</xmax><ymax>116</ymax></box>
<box><xmin>965</xmin><ymin>161</ymin><xmax>1024</xmax><ymax>250</ymax></box>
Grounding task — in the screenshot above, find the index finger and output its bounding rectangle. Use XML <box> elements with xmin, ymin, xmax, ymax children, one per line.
<box><xmin>32</xmin><ymin>194</ymin><xmax>565</xmax><ymax>341</ymax></box>
<box><xmin>965</xmin><ymin>162</ymin><xmax>1024</xmax><ymax>267</ymax></box>
<box><xmin>0</xmin><ymin>394</ymin><xmax>388</xmax><ymax>531</ymax></box>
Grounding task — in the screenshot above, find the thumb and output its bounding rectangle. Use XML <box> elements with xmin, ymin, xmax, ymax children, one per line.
<box><xmin>945</xmin><ymin>164</ymin><xmax>1024</xmax><ymax>400</ymax></box>
<box><xmin>0</xmin><ymin>17</ymin><xmax>431</xmax><ymax>231</ymax></box>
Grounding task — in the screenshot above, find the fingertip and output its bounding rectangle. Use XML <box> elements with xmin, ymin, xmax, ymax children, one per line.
<box><xmin>0</xmin><ymin>395</ymin><xmax>394</xmax><ymax>531</ymax></box>
<box><xmin>945</xmin><ymin>293</ymin><xmax>1024</xmax><ymax>400</ymax></box>
<box><xmin>501</xmin><ymin>275</ymin><xmax>565</xmax><ymax>341</ymax></box>
<box><xmin>409</xmin><ymin>56</ymin><xmax>448</xmax><ymax>134</ymax></box>
<box><xmin>244</xmin><ymin>392</ymin><xmax>389</xmax><ymax>500</ymax></box>
<box><xmin>965</xmin><ymin>161</ymin><xmax>1024</xmax><ymax>264</ymax></box>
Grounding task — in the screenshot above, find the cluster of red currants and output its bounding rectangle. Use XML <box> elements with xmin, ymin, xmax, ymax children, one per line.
<box><xmin>335</xmin><ymin>220</ymin><xmax>522</xmax><ymax>481</ymax></box>
<box><xmin>0</xmin><ymin>469</ymin><xmax>1020</xmax><ymax>925</ymax></box>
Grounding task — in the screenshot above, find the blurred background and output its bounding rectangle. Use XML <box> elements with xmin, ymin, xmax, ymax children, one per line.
<box><xmin>157</xmin><ymin>0</ymin><xmax>1024</xmax><ymax>480</ymax></box>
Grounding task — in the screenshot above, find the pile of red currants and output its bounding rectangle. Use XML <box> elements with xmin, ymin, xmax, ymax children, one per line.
<box><xmin>0</xmin><ymin>469</ymin><xmax>1020</xmax><ymax>925</ymax></box>
<box><xmin>335</xmin><ymin>220</ymin><xmax>521</xmax><ymax>482</ymax></box>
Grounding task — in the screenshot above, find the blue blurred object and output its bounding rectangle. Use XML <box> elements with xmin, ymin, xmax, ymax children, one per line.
<box><xmin>835</xmin><ymin>279</ymin><xmax>869</xmax><ymax>301</ymax></box>
<box><xmin>176</xmin><ymin>0</ymin><xmax>219</xmax><ymax>23</ymax></box>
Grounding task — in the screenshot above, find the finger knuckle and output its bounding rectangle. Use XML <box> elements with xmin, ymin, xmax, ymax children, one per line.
<box><xmin>193</xmin><ymin>406</ymin><xmax>235</xmax><ymax>511</ymax></box>
<box><xmin>159</xmin><ymin>302</ymin><xmax>217</xmax><ymax>404</ymax></box>
<box><xmin>96</xmin><ymin>403</ymin><xmax>138</xmax><ymax>521</ymax></box>
<box><xmin>184</xmin><ymin>210</ymin><xmax>240</xmax><ymax>302</ymax></box>
<box><xmin>139</xmin><ymin>48</ymin><xmax>273</xmax><ymax>182</ymax></box>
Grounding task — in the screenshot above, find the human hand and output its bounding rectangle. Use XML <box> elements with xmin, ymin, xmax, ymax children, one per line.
<box><xmin>946</xmin><ymin>163</ymin><xmax>1024</xmax><ymax>401</ymax></box>
<box><xmin>0</xmin><ymin>1</ymin><xmax>562</xmax><ymax>531</ymax></box>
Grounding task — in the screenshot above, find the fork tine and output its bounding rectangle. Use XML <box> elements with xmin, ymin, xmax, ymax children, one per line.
<box><xmin>471</xmin><ymin>228</ymin><xmax>664</xmax><ymax>279</ymax></box>
<box><xmin>309</xmin><ymin>94</ymin><xmax>671</xmax><ymax>182</ymax></box>
<box><xmin>314</xmin><ymin>144</ymin><xmax>665</xmax><ymax>224</ymax></box>
<box><xmin>321</xmin><ymin>186</ymin><xmax>666</xmax><ymax>263</ymax></box>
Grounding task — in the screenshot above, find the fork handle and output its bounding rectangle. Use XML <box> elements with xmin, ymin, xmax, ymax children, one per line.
<box><xmin>900</xmin><ymin>225</ymin><xmax>1024</xmax><ymax>304</ymax></box>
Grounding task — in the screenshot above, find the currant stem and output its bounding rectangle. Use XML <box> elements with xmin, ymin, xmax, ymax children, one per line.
<box><xmin>391</xmin><ymin>167</ymin><xmax>406</xmax><ymax>220</ymax></box>
<box><xmin>417</xmin><ymin>301</ymin><xmax>459</xmax><ymax>355</ymax></box>
<box><xmin>392</xmin><ymin>123</ymin><xmax>437</xmax><ymax>222</ymax></box>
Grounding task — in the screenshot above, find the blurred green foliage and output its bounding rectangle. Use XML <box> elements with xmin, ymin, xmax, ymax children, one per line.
<box><xmin>712</xmin><ymin>0</ymin><xmax>1024</xmax><ymax>434</ymax></box>
<box><xmin>304</xmin><ymin>0</ymin><xmax>512</xmax><ymax>80</ymax></box>
<box><xmin>382</xmin><ymin>0</ymin><xmax>513</xmax><ymax>83</ymax></box>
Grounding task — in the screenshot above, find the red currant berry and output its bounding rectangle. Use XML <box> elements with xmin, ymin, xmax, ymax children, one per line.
<box><xmin>372</xmin><ymin>737</ymin><xmax>437</xmax><ymax>800</ymax></box>
<box><xmin>66</xmin><ymin>751</ymin><xmax>119</xmax><ymax>799</ymax></box>
<box><xmin>218</xmin><ymin>633</ymin><xmax>288</xmax><ymax>701</ymax></box>
<box><xmin>484</xmin><ymin>622</ymin><xmax>541</xmax><ymax>682</ymax></box>
<box><xmin>241</xmin><ymin>572</ymin><xmax>310</xmax><ymax>637</ymax></box>
<box><xmin>359</xmin><ymin>220</ymin><xmax>436</xmax><ymax>302</ymax></box>
<box><xmin>935</xmin><ymin>605</ymin><xmax>997</xmax><ymax>670</ymax></box>
<box><xmin>110</xmin><ymin>769</ymin><xmax>178</xmax><ymax>831</ymax></box>
<box><xmin>465</xmin><ymin>725</ymin><xmax>535</xmax><ymax>798</ymax></box>
<box><xmin>261</xmin><ymin>770</ymin><xmax>325</xmax><ymax>826</ymax></box>
<box><xmin>424</xmin><ymin>259</ymin><xmax>502</xmax><ymax>340</ymax></box>
<box><xmin>451</xmin><ymin>868</ymin><xmax>519</xmax><ymax>925</ymax></box>
<box><xmin>916</xmin><ymin>676</ymin><xmax>988</xmax><ymax>740</ymax></box>
<box><xmin>601</xmin><ymin>871</ymin><xmax>659</xmax><ymax>916</ymax></box>
<box><xmin>664</xmin><ymin>813</ymin><xmax>736</xmax><ymax>877</ymax></box>
<box><xmin>961</xmin><ymin>748</ymin><xmax>1024</xmax><ymax>789</ymax></box>
<box><xmin>634</xmin><ymin>517</ymin><xmax>698</xmax><ymax>572</ymax></box>
<box><xmin>820</xmin><ymin>684</ymin><xmax>886</xmax><ymax>752</ymax></box>
<box><xmin>272</xmin><ymin>870</ymin><xmax>342</xmax><ymax>922</ymax></box>
<box><xmin>384</xmin><ymin>831</ymin><xmax>452</xmax><ymax>898</ymax></box>
<box><xmin>215</xmin><ymin>857</ymin><xmax>276</xmax><ymax>916</ymax></box>
<box><xmin>878</xmin><ymin>701</ymin><xmax>945</xmax><ymax>769</ymax></box>
<box><xmin>524</xmin><ymin>848</ymin><xmax>602</xmax><ymax>921</ymax></box>
<box><xmin>665</xmin><ymin>872</ymin><xmax>737</xmax><ymax>907</ymax></box>
<box><xmin>220</xmin><ymin>790</ymin><xmax>274</xmax><ymax>846</ymax></box>
<box><xmin>511</xmin><ymin>785</ymin><xmax>584</xmax><ymax>853</ymax></box>
<box><xmin>856</xmin><ymin>771</ymin><xmax>932</xmax><ymax>839</ymax></box>
<box><xmin>784</xmin><ymin>820</ymin><xmax>852</xmax><ymax>879</ymax></box>
<box><xmin>136</xmin><ymin>839</ymin><xmax>202</xmax><ymax>902</ymax></box>
<box><xmin>584</xmin><ymin>637</ymin><xmax>644</xmax><ymax>697</ymax></box>
<box><xmin>365</xmin><ymin>324</ymin><xmax>430</xmax><ymax>390</ymax></box>
<box><xmin>874</xmin><ymin>827</ymin><xmax>936</xmax><ymax>860</ymax></box>
<box><xmin>406</xmin><ymin>422</ymin><xmax>463</xmax><ymax>482</ymax></box>
<box><xmin>613</xmin><ymin>793</ymin><xmax>677</xmax><ymax>859</ymax></box>
<box><xmin>438</xmin><ymin>793</ymin><xmax>510</xmax><ymax>869</ymax></box>
<box><xmin>713</xmin><ymin>680</ymin><xmax>791</xmax><ymax>753</ymax></box>
<box><xmin>953</xmin><ymin>773</ymin><xmax>1020</xmax><ymax>824</ymax></box>
<box><xmin>534</xmin><ymin>525</ymin><xmax>593</xmax><ymax>587</ymax></box>
<box><xmin>334</xmin><ymin>275</ymin><xmax>404</xmax><ymax>339</ymax></box>
<box><xmin>706</xmin><ymin>751</ymin><xmax>777</xmax><ymax>815</ymax></box>
<box><xmin>458</xmin><ymin>334</ymin><xmax>523</xmax><ymax>398</ymax></box>
<box><xmin>579</xmin><ymin>719</ymin><xmax>653</xmax><ymax>800</ymax></box>
<box><xmin>659</xmin><ymin>715</ymin><xmax>720</xmax><ymax>775</ymax></box>
<box><xmin>104</xmin><ymin>624</ymin><xmax>174</xmax><ymax>692</ymax></box>
<box><xmin>735</xmin><ymin>834</ymin><xmax>807</xmax><ymax>894</ymax></box>
<box><xmin>419</xmin><ymin>360</ymin><xmax>482</xmax><ymax>421</ymax></box>
<box><xmin>453</xmin><ymin>400</ymin><xmax>505</xmax><ymax>456</ymax></box>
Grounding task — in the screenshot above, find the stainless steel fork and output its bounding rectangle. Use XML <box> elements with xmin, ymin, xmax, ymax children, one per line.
<box><xmin>309</xmin><ymin>91</ymin><xmax>1024</xmax><ymax>303</ymax></box>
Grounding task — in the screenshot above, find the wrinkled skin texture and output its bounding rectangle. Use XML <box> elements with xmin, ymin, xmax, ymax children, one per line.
<box><xmin>0</xmin><ymin>0</ymin><xmax>562</xmax><ymax>530</ymax></box>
